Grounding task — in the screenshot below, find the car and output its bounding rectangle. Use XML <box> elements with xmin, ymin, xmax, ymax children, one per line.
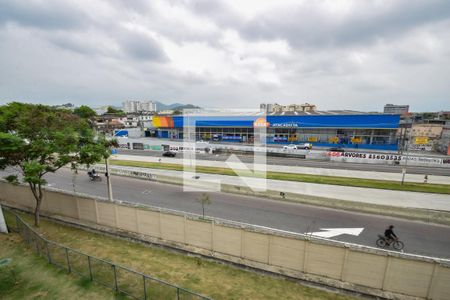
<box><xmin>283</xmin><ymin>144</ymin><xmax>298</xmax><ymax>150</ymax></box>
<box><xmin>283</xmin><ymin>143</ymin><xmax>312</xmax><ymax>150</ymax></box>
<box><xmin>299</xmin><ymin>143</ymin><xmax>312</xmax><ymax>150</ymax></box>
<box><xmin>162</xmin><ymin>151</ymin><xmax>176</xmax><ymax>157</ymax></box>
<box><xmin>328</xmin><ymin>147</ymin><xmax>345</xmax><ymax>152</ymax></box>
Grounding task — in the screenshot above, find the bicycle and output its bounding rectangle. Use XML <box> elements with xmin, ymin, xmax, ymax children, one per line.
<box><xmin>376</xmin><ymin>235</ymin><xmax>404</xmax><ymax>250</ymax></box>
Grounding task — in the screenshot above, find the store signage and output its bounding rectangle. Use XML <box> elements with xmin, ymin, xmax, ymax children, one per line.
<box><xmin>328</xmin><ymin>151</ymin><xmax>444</xmax><ymax>164</ymax></box>
<box><xmin>351</xmin><ymin>137</ymin><xmax>362</xmax><ymax>144</ymax></box>
<box><xmin>253</xmin><ymin>117</ymin><xmax>270</xmax><ymax>128</ymax></box>
<box><xmin>414</xmin><ymin>137</ymin><xmax>429</xmax><ymax>145</ymax></box>
<box><xmin>168</xmin><ymin>145</ymin><xmax>205</xmax><ymax>153</ymax></box>
<box><xmin>271</xmin><ymin>122</ymin><xmax>299</xmax><ymax>128</ymax></box>
<box><xmin>328</xmin><ymin>151</ymin><xmax>402</xmax><ymax>161</ymax></box>
<box><xmin>328</xmin><ymin>137</ymin><xmax>340</xmax><ymax>143</ymax></box>
<box><xmin>308</xmin><ymin>137</ymin><xmax>318</xmax><ymax>142</ymax></box>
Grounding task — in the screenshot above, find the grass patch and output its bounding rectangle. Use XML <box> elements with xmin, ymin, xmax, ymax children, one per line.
<box><xmin>0</xmin><ymin>233</ymin><xmax>118</xmax><ymax>300</ymax></box>
<box><xmin>109</xmin><ymin>159</ymin><xmax>450</xmax><ymax>194</ymax></box>
<box><xmin>4</xmin><ymin>210</ymin><xmax>356</xmax><ymax>300</ymax></box>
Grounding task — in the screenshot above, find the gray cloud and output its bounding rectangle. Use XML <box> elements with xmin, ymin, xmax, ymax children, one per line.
<box><xmin>118</xmin><ymin>30</ymin><xmax>168</xmax><ymax>62</ymax></box>
<box><xmin>0</xmin><ymin>1</ymin><xmax>89</xmax><ymax>30</ymax></box>
<box><xmin>0</xmin><ymin>0</ymin><xmax>449</xmax><ymax>112</ymax></box>
<box><xmin>186</xmin><ymin>0</ymin><xmax>450</xmax><ymax>51</ymax></box>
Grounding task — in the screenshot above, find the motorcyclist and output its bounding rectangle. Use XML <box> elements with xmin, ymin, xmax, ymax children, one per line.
<box><xmin>384</xmin><ymin>225</ymin><xmax>398</xmax><ymax>245</ymax></box>
<box><xmin>88</xmin><ymin>168</ymin><xmax>98</xmax><ymax>180</ymax></box>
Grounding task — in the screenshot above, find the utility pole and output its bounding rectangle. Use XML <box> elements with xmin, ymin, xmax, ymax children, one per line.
<box><xmin>105</xmin><ymin>158</ymin><xmax>113</xmax><ymax>201</ymax></box>
<box><xmin>401</xmin><ymin>126</ymin><xmax>413</xmax><ymax>185</ymax></box>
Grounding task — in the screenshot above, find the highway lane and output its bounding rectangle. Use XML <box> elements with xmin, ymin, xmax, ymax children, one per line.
<box><xmin>7</xmin><ymin>168</ymin><xmax>449</xmax><ymax>259</ymax></box>
<box><xmin>117</xmin><ymin>149</ymin><xmax>450</xmax><ymax>176</ymax></box>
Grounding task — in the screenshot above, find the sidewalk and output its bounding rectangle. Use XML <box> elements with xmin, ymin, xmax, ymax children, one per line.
<box><xmin>111</xmin><ymin>154</ymin><xmax>450</xmax><ymax>185</ymax></box>
<box><xmin>106</xmin><ymin>163</ymin><xmax>450</xmax><ymax>212</ymax></box>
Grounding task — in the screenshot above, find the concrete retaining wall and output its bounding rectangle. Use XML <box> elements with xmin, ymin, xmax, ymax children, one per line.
<box><xmin>1</xmin><ymin>181</ymin><xmax>449</xmax><ymax>300</ymax></box>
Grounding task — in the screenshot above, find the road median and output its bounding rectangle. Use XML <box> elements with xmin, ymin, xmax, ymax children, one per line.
<box><xmin>109</xmin><ymin>159</ymin><xmax>450</xmax><ymax>194</ymax></box>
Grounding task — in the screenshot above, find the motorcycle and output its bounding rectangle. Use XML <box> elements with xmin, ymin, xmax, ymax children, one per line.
<box><xmin>87</xmin><ymin>171</ymin><xmax>102</xmax><ymax>182</ymax></box>
<box><xmin>376</xmin><ymin>235</ymin><xmax>404</xmax><ymax>250</ymax></box>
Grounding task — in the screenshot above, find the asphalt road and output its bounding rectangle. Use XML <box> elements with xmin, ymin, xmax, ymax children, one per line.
<box><xmin>11</xmin><ymin>168</ymin><xmax>449</xmax><ymax>259</ymax></box>
<box><xmin>118</xmin><ymin>149</ymin><xmax>450</xmax><ymax>176</ymax></box>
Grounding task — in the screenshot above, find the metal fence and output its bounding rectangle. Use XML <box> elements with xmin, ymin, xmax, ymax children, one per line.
<box><xmin>8</xmin><ymin>211</ymin><xmax>211</xmax><ymax>300</ymax></box>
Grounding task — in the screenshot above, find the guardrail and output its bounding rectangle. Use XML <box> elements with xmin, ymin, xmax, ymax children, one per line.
<box><xmin>83</xmin><ymin>165</ymin><xmax>157</xmax><ymax>181</ymax></box>
<box><xmin>5</xmin><ymin>209</ymin><xmax>211</xmax><ymax>300</ymax></box>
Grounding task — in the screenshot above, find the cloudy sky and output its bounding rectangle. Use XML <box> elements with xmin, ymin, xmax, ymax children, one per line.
<box><xmin>0</xmin><ymin>0</ymin><xmax>449</xmax><ymax>112</ymax></box>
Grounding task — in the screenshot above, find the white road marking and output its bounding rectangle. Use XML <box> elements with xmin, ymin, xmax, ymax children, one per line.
<box><xmin>307</xmin><ymin>228</ymin><xmax>364</xmax><ymax>238</ymax></box>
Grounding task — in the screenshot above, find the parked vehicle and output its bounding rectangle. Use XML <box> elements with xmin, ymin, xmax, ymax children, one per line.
<box><xmin>282</xmin><ymin>143</ymin><xmax>312</xmax><ymax>150</ymax></box>
<box><xmin>162</xmin><ymin>151</ymin><xmax>176</xmax><ymax>157</ymax></box>
<box><xmin>196</xmin><ymin>140</ymin><xmax>209</xmax><ymax>144</ymax></box>
<box><xmin>283</xmin><ymin>143</ymin><xmax>312</xmax><ymax>150</ymax></box>
<box><xmin>376</xmin><ymin>235</ymin><xmax>404</xmax><ymax>250</ymax></box>
<box><xmin>283</xmin><ymin>144</ymin><xmax>298</xmax><ymax>150</ymax></box>
<box><xmin>299</xmin><ymin>143</ymin><xmax>312</xmax><ymax>150</ymax></box>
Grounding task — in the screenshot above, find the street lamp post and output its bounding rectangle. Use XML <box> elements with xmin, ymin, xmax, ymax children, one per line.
<box><xmin>401</xmin><ymin>126</ymin><xmax>413</xmax><ymax>185</ymax></box>
<box><xmin>105</xmin><ymin>157</ymin><xmax>113</xmax><ymax>201</ymax></box>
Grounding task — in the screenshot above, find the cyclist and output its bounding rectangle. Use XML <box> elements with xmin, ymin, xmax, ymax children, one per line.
<box><xmin>384</xmin><ymin>225</ymin><xmax>398</xmax><ymax>245</ymax></box>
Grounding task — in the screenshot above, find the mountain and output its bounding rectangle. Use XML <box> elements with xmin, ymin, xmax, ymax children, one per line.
<box><xmin>155</xmin><ymin>101</ymin><xmax>199</xmax><ymax>111</ymax></box>
<box><xmin>155</xmin><ymin>101</ymin><xmax>180</xmax><ymax>111</ymax></box>
<box><xmin>172</xmin><ymin>104</ymin><xmax>200</xmax><ymax>111</ymax></box>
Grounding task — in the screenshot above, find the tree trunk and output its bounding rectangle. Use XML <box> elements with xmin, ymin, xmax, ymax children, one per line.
<box><xmin>29</xmin><ymin>182</ymin><xmax>43</xmax><ymax>227</ymax></box>
<box><xmin>34</xmin><ymin>198</ymin><xmax>41</xmax><ymax>227</ymax></box>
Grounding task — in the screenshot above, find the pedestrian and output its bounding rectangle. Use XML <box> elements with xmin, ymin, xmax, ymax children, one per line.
<box><xmin>424</xmin><ymin>175</ymin><xmax>428</xmax><ymax>184</ymax></box>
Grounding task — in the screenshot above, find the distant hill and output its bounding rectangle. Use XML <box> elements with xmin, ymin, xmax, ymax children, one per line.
<box><xmin>172</xmin><ymin>104</ymin><xmax>200</xmax><ymax>111</ymax></box>
<box><xmin>155</xmin><ymin>101</ymin><xmax>200</xmax><ymax>111</ymax></box>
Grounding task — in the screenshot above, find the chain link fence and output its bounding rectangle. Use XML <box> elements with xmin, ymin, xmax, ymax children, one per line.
<box><xmin>9</xmin><ymin>210</ymin><xmax>211</xmax><ymax>300</ymax></box>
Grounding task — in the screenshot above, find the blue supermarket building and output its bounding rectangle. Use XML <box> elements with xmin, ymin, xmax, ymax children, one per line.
<box><xmin>149</xmin><ymin>111</ymin><xmax>401</xmax><ymax>151</ymax></box>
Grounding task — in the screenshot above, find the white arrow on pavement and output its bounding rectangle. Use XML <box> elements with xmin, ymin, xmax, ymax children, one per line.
<box><xmin>307</xmin><ymin>228</ymin><xmax>364</xmax><ymax>238</ymax></box>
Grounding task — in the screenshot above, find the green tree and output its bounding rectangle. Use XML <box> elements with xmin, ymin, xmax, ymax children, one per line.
<box><xmin>106</xmin><ymin>106</ymin><xmax>125</xmax><ymax>115</ymax></box>
<box><xmin>0</xmin><ymin>102</ymin><xmax>115</xmax><ymax>226</ymax></box>
<box><xmin>197</xmin><ymin>193</ymin><xmax>211</xmax><ymax>219</ymax></box>
<box><xmin>74</xmin><ymin>105</ymin><xmax>96</xmax><ymax>119</ymax></box>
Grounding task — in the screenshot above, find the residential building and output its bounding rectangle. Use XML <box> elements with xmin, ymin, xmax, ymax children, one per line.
<box><xmin>122</xmin><ymin>100</ymin><xmax>157</xmax><ymax>113</ymax></box>
<box><xmin>94</xmin><ymin>114</ymin><xmax>125</xmax><ymax>134</ymax></box>
<box><xmin>139</xmin><ymin>101</ymin><xmax>157</xmax><ymax>112</ymax></box>
<box><xmin>436</xmin><ymin>121</ymin><xmax>450</xmax><ymax>155</ymax></box>
<box><xmin>123</xmin><ymin>100</ymin><xmax>140</xmax><ymax>113</ymax></box>
<box><xmin>411</xmin><ymin>123</ymin><xmax>443</xmax><ymax>140</ymax></box>
<box><xmin>260</xmin><ymin>103</ymin><xmax>317</xmax><ymax>113</ymax></box>
<box><xmin>384</xmin><ymin>104</ymin><xmax>409</xmax><ymax>114</ymax></box>
<box><xmin>438</xmin><ymin>111</ymin><xmax>450</xmax><ymax>120</ymax></box>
